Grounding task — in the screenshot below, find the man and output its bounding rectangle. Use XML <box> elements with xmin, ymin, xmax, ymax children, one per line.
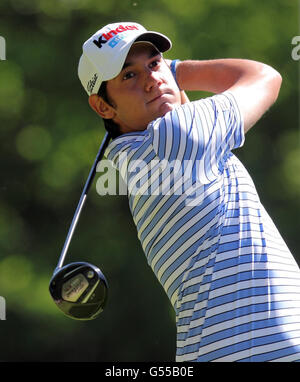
<box><xmin>78</xmin><ymin>22</ymin><xmax>300</xmax><ymax>362</ymax></box>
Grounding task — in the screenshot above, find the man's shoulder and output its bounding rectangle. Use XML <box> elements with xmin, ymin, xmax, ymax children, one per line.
<box><xmin>151</xmin><ymin>92</ymin><xmax>240</xmax><ymax>124</ymax></box>
<box><xmin>148</xmin><ymin>92</ymin><xmax>239</xmax><ymax>131</ymax></box>
<box><xmin>105</xmin><ymin>130</ymin><xmax>149</xmax><ymax>158</ymax></box>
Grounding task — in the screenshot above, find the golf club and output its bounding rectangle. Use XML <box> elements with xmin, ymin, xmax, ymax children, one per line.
<box><xmin>49</xmin><ymin>132</ymin><xmax>111</xmax><ymax>320</ymax></box>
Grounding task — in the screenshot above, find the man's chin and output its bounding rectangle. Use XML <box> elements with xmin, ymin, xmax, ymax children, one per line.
<box><xmin>157</xmin><ymin>101</ymin><xmax>178</xmax><ymax>117</ymax></box>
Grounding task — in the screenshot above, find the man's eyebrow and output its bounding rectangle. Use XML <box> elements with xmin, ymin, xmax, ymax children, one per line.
<box><xmin>121</xmin><ymin>49</ymin><xmax>162</xmax><ymax>71</ymax></box>
<box><xmin>121</xmin><ymin>61</ymin><xmax>132</xmax><ymax>71</ymax></box>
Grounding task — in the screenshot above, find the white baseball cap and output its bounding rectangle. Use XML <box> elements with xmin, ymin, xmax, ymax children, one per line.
<box><xmin>78</xmin><ymin>22</ymin><xmax>172</xmax><ymax>96</ymax></box>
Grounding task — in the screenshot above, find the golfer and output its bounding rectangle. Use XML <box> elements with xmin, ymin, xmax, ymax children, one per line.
<box><xmin>78</xmin><ymin>22</ymin><xmax>300</xmax><ymax>362</ymax></box>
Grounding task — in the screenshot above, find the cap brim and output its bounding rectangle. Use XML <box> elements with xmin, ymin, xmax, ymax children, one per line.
<box><xmin>135</xmin><ymin>31</ymin><xmax>171</xmax><ymax>52</ymax></box>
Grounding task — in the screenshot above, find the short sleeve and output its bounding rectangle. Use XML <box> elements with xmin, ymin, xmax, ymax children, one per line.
<box><xmin>148</xmin><ymin>92</ymin><xmax>245</xmax><ymax>184</ymax></box>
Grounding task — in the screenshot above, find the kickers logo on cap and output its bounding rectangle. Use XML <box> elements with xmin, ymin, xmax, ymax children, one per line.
<box><xmin>93</xmin><ymin>24</ymin><xmax>139</xmax><ymax>49</ymax></box>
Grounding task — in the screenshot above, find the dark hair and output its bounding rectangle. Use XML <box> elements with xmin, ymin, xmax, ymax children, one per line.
<box><xmin>97</xmin><ymin>82</ymin><xmax>121</xmax><ymax>139</ymax></box>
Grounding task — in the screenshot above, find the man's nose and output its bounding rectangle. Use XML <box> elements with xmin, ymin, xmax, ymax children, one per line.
<box><xmin>144</xmin><ymin>69</ymin><xmax>163</xmax><ymax>92</ymax></box>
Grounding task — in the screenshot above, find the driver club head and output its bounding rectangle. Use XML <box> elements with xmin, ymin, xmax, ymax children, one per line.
<box><xmin>49</xmin><ymin>262</ymin><xmax>108</xmax><ymax>320</ymax></box>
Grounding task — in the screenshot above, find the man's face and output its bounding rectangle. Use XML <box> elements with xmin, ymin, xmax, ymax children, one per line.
<box><xmin>105</xmin><ymin>42</ymin><xmax>182</xmax><ymax>134</ymax></box>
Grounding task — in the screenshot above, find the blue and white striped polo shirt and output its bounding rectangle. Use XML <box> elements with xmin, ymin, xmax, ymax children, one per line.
<box><xmin>105</xmin><ymin>92</ymin><xmax>300</xmax><ymax>362</ymax></box>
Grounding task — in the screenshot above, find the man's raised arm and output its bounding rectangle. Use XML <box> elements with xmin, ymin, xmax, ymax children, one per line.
<box><xmin>176</xmin><ymin>59</ymin><xmax>282</xmax><ymax>133</ymax></box>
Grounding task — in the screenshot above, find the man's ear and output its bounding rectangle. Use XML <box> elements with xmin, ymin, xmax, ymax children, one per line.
<box><xmin>88</xmin><ymin>94</ymin><xmax>116</xmax><ymax>119</ymax></box>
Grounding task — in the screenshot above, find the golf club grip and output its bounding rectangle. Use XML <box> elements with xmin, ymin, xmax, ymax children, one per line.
<box><xmin>55</xmin><ymin>132</ymin><xmax>111</xmax><ymax>271</ymax></box>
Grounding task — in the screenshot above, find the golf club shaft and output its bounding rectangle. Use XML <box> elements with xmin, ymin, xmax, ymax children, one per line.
<box><xmin>55</xmin><ymin>132</ymin><xmax>111</xmax><ymax>272</ymax></box>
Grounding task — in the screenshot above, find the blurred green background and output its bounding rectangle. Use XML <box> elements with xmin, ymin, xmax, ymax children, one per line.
<box><xmin>0</xmin><ymin>0</ymin><xmax>299</xmax><ymax>362</ymax></box>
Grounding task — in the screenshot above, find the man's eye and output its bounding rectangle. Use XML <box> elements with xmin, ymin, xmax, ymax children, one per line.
<box><xmin>123</xmin><ymin>72</ymin><xmax>135</xmax><ymax>80</ymax></box>
<box><xmin>149</xmin><ymin>60</ymin><xmax>159</xmax><ymax>69</ymax></box>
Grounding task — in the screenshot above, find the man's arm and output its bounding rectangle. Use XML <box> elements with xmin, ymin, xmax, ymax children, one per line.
<box><xmin>176</xmin><ymin>59</ymin><xmax>282</xmax><ymax>133</ymax></box>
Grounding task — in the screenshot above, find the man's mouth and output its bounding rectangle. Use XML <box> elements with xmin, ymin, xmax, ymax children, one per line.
<box><xmin>147</xmin><ymin>92</ymin><xmax>168</xmax><ymax>104</ymax></box>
